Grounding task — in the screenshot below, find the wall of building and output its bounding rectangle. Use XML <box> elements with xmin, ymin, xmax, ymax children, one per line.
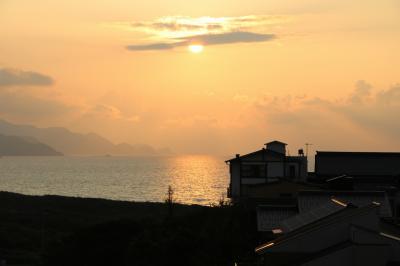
<box><xmin>230</xmin><ymin>162</ymin><xmax>241</xmax><ymax>197</ymax></box>
<box><xmin>300</xmin><ymin>246</ymin><xmax>353</xmax><ymax>266</ymax></box>
<box><xmin>353</xmin><ymin>245</ymin><xmax>393</xmax><ymax>266</ymax></box>
<box><xmin>266</xmin><ymin>142</ymin><xmax>286</xmax><ymax>154</ymax></box>
<box><xmin>286</xmin><ymin>156</ymin><xmax>308</xmax><ymax>182</ymax></box>
<box><xmin>315</xmin><ymin>153</ymin><xmax>400</xmax><ymax>176</ymax></box>
<box><xmin>240</xmin><ymin>181</ymin><xmax>316</xmax><ymax>199</ymax></box>
<box><xmin>267</xmin><ymin>162</ymin><xmax>285</xmax><ymax>177</ymax></box>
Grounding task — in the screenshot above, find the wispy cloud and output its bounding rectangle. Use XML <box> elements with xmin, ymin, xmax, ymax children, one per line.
<box><xmin>124</xmin><ymin>15</ymin><xmax>286</xmax><ymax>51</ymax></box>
<box><xmin>130</xmin><ymin>15</ymin><xmax>286</xmax><ymax>37</ymax></box>
<box><xmin>0</xmin><ymin>68</ymin><xmax>54</xmax><ymax>87</ymax></box>
<box><xmin>85</xmin><ymin>104</ymin><xmax>140</xmax><ymax>122</ymax></box>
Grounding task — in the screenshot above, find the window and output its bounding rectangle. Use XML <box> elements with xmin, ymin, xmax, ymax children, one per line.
<box><xmin>241</xmin><ymin>164</ymin><xmax>266</xmax><ymax>178</ymax></box>
<box><xmin>289</xmin><ymin>165</ymin><xmax>296</xmax><ymax>179</ymax></box>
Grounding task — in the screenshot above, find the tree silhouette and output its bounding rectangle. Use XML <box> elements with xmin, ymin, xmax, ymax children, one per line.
<box><xmin>165</xmin><ymin>185</ymin><xmax>175</xmax><ymax>216</ymax></box>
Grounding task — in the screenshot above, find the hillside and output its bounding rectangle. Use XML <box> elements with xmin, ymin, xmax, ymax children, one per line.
<box><xmin>0</xmin><ymin>134</ymin><xmax>62</xmax><ymax>156</ymax></box>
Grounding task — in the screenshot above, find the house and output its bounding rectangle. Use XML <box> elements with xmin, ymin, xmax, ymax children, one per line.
<box><xmin>227</xmin><ymin>144</ymin><xmax>400</xmax><ymax>265</ymax></box>
<box><xmin>226</xmin><ymin>141</ymin><xmax>308</xmax><ymax>201</ymax></box>
<box><xmin>255</xmin><ymin>201</ymin><xmax>400</xmax><ymax>266</ymax></box>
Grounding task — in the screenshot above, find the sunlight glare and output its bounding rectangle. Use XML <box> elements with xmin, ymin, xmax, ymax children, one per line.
<box><xmin>188</xmin><ymin>44</ymin><xmax>204</xmax><ymax>53</ymax></box>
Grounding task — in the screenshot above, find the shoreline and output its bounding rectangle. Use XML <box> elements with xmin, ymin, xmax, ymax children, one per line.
<box><xmin>0</xmin><ymin>190</ymin><xmax>202</xmax><ymax>205</ymax></box>
<box><xmin>0</xmin><ymin>189</ymin><xmax>218</xmax><ymax>206</ymax></box>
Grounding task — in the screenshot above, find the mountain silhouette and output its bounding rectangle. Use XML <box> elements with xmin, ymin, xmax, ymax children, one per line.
<box><xmin>0</xmin><ymin>134</ymin><xmax>62</xmax><ymax>156</ymax></box>
<box><xmin>0</xmin><ymin>120</ymin><xmax>171</xmax><ymax>156</ymax></box>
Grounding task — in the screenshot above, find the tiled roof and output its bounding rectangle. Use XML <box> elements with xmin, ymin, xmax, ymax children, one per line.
<box><xmin>281</xmin><ymin>199</ymin><xmax>346</xmax><ymax>233</ymax></box>
<box><xmin>298</xmin><ymin>190</ymin><xmax>392</xmax><ymax>217</ymax></box>
<box><xmin>255</xmin><ymin>204</ymin><xmax>380</xmax><ymax>254</ymax></box>
<box><xmin>257</xmin><ymin>205</ymin><xmax>298</xmax><ymax>232</ymax></box>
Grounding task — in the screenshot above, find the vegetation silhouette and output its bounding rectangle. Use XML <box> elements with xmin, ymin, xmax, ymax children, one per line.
<box><xmin>0</xmin><ymin>192</ymin><xmax>258</xmax><ymax>266</ymax></box>
<box><xmin>165</xmin><ymin>185</ymin><xmax>175</xmax><ymax>217</ymax></box>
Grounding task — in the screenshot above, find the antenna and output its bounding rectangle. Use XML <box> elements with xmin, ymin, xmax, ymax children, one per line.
<box><xmin>305</xmin><ymin>143</ymin><xmax>313</xmax><ymax>157</ymax></box>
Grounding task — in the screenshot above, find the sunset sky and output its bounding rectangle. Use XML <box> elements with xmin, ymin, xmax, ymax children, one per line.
<box><xmin>1</xmin><ymin>0</ymin><xmax>400</xmax><ymax>155</ymax></box>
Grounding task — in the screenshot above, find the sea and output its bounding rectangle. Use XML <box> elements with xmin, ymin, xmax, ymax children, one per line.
<box><xmin>0</xmin><ymin>155</ymin><xmax>229</xmax><ymax>205</ymax></box>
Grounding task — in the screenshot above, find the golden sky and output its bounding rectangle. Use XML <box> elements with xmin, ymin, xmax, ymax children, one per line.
<box><xmin>1</xmin><ymin>0</ymin><xmax>400</xmax><ymax>155</ymax></box>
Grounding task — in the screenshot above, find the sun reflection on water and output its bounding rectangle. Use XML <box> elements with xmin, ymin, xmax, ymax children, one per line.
<box><xmin>0</xmin><ymin>155</ymin><xmax>229</xmax><ymax>205</ymax></box>
<box><xmin>167</xmin><ymin>155</ymin><xmax>228</xmax><ymax>204</ymax></box>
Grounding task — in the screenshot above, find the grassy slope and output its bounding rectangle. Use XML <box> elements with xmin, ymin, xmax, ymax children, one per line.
<box><xmin>0</xmin><ymin>192</ymin><xmax>258</xmax><ymax>266</ymax></box>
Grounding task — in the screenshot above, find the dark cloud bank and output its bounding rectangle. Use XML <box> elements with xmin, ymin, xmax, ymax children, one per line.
<box><xmin>127</xmin><ymin>31</ymin><xmax>276</xmax><ymax>51</ymax></box>
<box><xmin>0</xmin><ymin>68</ymin><xmax>53</xmax><ymax>87</ymax></box>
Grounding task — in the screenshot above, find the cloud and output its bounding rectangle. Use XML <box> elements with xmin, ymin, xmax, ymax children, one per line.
<box><xmin>130</xmin><ymin>15</ymin><xmax>286</xmax><ymax>37</ymax></box>
<box><xmin>253</xmin><ymin>81</ymin><xmax>400</xmax><ymax>150</ymax></box>
<box><xmin>348</xmin><ymin>80</ymin><xmax>372</xmax><ymax>104</ymax></box>
<box><xmin>0</xmin><ymin>68</ymin><xmax>70</xmax><ymax>122</ymax></box>
<box><xmin>127</xmin><ymin>42</ymin><xmax>175</xmax><ymax>51</ymax></box>
<box><xmin>125</xmin><ymin>15</ymin><xmax>285</xmax><ymax>52</ymax></box>
<box><xmin>182</xmin><ymin>31</ymin><xmax>275</xmax><ymax>45</ymax></box>
<box><xmin>338</xmin><ymin>83</ymin><xmax>400</xmax><ymax>139</ymax></box>
<box><xmin>0</xmin><ymin>89</ymin><xmax>71</xmax><ymax>118</ymax></box>
<box><xmin>0</xmin><ymin>68</ymin><xmax>54</xmax><ymax>87</ymax></box>
<box><xmin>127</xmin><ymin>31</ymin><xmax>275</xmax><ymax>51</ymax></box>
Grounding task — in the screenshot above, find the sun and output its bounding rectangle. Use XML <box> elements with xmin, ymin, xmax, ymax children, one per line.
<box><xmin>188</xmin><ymin>44</ymin><xmax>204</xmax><ymax>53</ymax></box>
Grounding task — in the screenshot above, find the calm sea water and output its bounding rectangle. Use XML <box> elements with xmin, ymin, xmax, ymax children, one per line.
<box><xmin>0</xmin><ymin>155</ymin><xmax>229</xmax><ymax>205</ymax></box>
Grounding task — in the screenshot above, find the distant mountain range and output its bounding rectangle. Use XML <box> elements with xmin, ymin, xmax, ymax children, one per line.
<box><xmin>0</xmin><ymin>119</ymin><xmax>171</xmax><ymax>156</ymax></box>
<box><xmin>0</xmin><ymin>134</ymin><xmax>62</xmax><ymax>156</ymax></box>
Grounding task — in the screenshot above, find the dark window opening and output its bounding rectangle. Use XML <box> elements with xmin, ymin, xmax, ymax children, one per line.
<box><xmin>289</xmin><ymin>165</ymin><xmax>296</xmax><ymax>179</ymax></box>
<box><xmin>241</xmin><ymin>164</ymin><xmax>266</xmax><ymax>178</ymax></box>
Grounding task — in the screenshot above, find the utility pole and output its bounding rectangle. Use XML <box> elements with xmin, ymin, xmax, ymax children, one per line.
<box><xmin>305</xmin><ymin>143</ymin><xmax>313</xmax><ymax>157</ymax></box>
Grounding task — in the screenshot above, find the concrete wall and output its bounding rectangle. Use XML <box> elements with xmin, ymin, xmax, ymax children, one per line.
<box><xmin>230</xmin><ymin>162</ymin><xmax>241</xmax><ymax>197</ymax></box>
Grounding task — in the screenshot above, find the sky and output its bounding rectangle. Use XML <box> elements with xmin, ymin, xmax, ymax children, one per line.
<box><xmin>1</xmin><ymin>0</ymin><xmax>400</xmax><ymax>156</ymax></box>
